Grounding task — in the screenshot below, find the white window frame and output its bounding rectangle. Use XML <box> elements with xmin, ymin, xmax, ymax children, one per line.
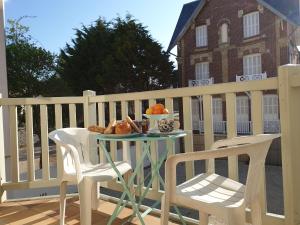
<box><xmin>196</xmin><ymin>25</ymin><xmax>208</xmax><ymax>47</ymax></box>
<box><xmin>195</xmin><ymin>62</ymin><xmax>209</xmax><ymax>80</ymax></box>
<box><xmin>220</xmin><ymin>23</ymin><xmax>229</xmax><ymax>43</ymax></box>
<box><xmin>243</xmin><ymin>11</ymin><xmax>260</xmax><ymax>38</ymax></box>
<box><xmin>243</xmin><ymin>53</ymin><xmax>262</xmax><ymax>75</ymax></box>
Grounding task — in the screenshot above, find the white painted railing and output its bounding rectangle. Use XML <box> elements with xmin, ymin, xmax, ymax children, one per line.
<box><xmin>1</xmin><ymin>65</ymin><xmax>300</xmax><ymax>225</ymax></box>
<box><xmin>236</xmin><ymin>72</ymin><xmax>267</xmax><ymax>82</ymax></box>
<box><xmin>188</xmin><ymin>77</ymin><xmax>214</xmax><ymax>87</ymax></box>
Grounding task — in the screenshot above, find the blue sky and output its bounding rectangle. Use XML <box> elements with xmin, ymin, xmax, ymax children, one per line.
<box><xmin>4</xmin><ymin>0</ymin><xmax>191</xmax><ymax>61</ymax></box>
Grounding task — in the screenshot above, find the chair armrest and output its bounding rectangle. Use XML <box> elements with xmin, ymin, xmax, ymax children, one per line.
<box><xmin>164</xmin><ymin>145</ymin><xmax>249</xmax><ymax>195</ymax></box>
<box><xmin>58</xmin><ymin>142</ymin><xmax>83</xmax><ymax>182</ymax></box>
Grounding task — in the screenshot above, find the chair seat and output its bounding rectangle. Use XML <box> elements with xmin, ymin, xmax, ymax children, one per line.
<box><xmin>80</xmin><ymin>161</ymin><xmax>131</xmax><ymax>181</ymax></box>
<box><xmin>176</xmin><ymin>173</ymin><xmax>245</xmax><ymax>209</ymax></box>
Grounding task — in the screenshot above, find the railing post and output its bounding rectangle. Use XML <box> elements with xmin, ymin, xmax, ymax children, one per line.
<box><xmin>83</xmin><ymin>90</ymin><xmax>98</xmax><ymax>164</ymax></box>
<box><xmin>0</xmin><ymin>94</ymin><xmax>6</xmax><ymax>202</ymax></box>
<box><xmin>278</xmin><ymin>65</ymin><xmax>300</xmax><ymax>225</ymax></box>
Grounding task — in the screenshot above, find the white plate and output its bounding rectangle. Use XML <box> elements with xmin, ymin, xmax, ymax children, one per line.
<box><xmin>147</xmin><ymin>129</ymin><xmax>185</xmax><ymax>136</ymax></box>
<box><xmin>90</xmin><ymin>132</ymin><xmax>142</xmax><ymax>138</ymax></box>
<box><xmin>143</xmin><ymin>113</ymin><xmax>179</xmax><ymax>120</ymax></box>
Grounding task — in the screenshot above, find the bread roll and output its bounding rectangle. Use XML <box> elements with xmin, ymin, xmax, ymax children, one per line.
<box><xmin>88</xmin><ymin>125</ymin><xmax>105</xmax><ymax>134</ymax></box>
<box><xmin>104</xmin><ymin>120</ymin><xmax>117</xmax><ymax>134</ymax></box>
<box><xmin>115</xmin><ymin>121</ymin><xmax>132</xmax><ymax>134</ymax></box>
<box><xmin>126</xmin><ymin>116</ymin><xmax>142</xmax><ymax>133</ymax></box>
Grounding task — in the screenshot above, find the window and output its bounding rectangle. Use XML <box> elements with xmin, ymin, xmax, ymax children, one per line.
<box><xmin>213</xmin><ymin>98</ymin><xmax>223</xmax><ymax>122</ymax></box>
<box><xmin>243</xmin><ymin>11</ymin><xmax>260</xmax><ymax>38</ymax></box>
<box><xmin>196</xmin><ymin>25</ymin><xmax>208</xmax><ymax>47</ymax></box>
<box><xmin>195</xmin><ymin>62</ymin><xmax>209</xmax><ymax>80</ymax></box>
<box><xmin>243</xmin><ymin>54</ymin><xmax>262</xmax><ymax>75</ymax></box>
<box><xmin>220</xmin><ymin>23</ymin><xmax>228</xmax><ymax>43</ymax></box>
<box><xmin>263</xmin><ymin>95</ymin><xmax>279</xmax><ymax>121</ymax></box>
<box><xmin>236</xmin><ymin>96</ymin><xmax>249</xmax><ymax>122</ymax></box>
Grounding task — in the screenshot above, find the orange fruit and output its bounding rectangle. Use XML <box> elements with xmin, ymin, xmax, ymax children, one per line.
<box><xmin>146</xmin><ymin>108</ymin><xmax>153</xmax><ymax>115</ymax></box>
<box><xmin>151</xmin><ymin>104</ymin><xmax>164</xmax><ymax>114</ymax></box>
<box><xmin>152</xmin><ymin>108</ymin><xmax>163</xmax><ymax>114</ymax></box>
<box><xmin>163</xmin><ymin>108</ymin><xmax>169</xmax><ymax>114</ymax></box>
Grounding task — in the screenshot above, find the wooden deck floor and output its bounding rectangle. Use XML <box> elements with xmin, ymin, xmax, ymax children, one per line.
<box><xmin>0</xmin><ymin>197</ymin><xmax>179</xmax><ymax>225</ymax></box>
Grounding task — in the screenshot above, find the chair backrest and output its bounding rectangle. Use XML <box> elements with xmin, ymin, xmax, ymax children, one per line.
<box><xmin>211</xmin><ymin>134</ymin><xmax>280</xmax><ymax>204</ymax></box>
<box><xmin>49</xmin><ymin>128</ymin><xmax>91</xmax><ymax>174</ymax></box>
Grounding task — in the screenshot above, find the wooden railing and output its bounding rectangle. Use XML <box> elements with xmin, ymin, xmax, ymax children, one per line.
<box><xmin>1</xmin><ymin>65</ymin><xmax>300</xmax><ymax>225</ymax></box>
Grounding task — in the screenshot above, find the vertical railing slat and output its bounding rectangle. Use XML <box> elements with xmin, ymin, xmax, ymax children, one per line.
<box><xmin>182</xmin><ymin>96</ymin><xmax>194</xmax><ymax>180</ymax></box>
<box><xmin>25</xmin><ymin>105</ymin><xmax>35</xmax><ymax>181</ymax></box>
<box><xmin>203</xmin><ymin>95</ymin><xmax>215</xmax><ymax>173</ymax></box>
<box><xmin>68</xmin><ymin>104</ymin><xmax>77</xmax><ymax>127</ymax></box>
<box><xmin>121</xmin><ymin>101</ymin><xmax>131</xmax><ymax>164</ymax></box>
<box><xmin>9</xmin><ymin>106</ymin><xmax>19</xmax><ymax>183</ymax></box>
<box><xmin>55</xmin><ymin>104</ymin><xmax>63</xmax><ymax>179</ymax></box>
<box><xmin>134</xmin><ymin>100</ymin><xmax>144</xmax><ymax>191</ymax></box>
<box><xmin>40</xmin><ymin>105</ymin><xmax>50</xmax><ymax>181</ymax></box>
<box><xmin>165</xmin><ymin>98</ymin><xmax>175</xmax><ymax>158</ymax></box>
<box><xmin>226</xmin><ymin>93</ymin><xmax>239</xmax><ymax>180</ymax></box>
<box><xmin>98</xmin><ymin>102</ymin><xmax>106</xmax><ymax>163</ymax></box>
<box><xmin>149</xmin><ymin>99</ymin><xmax>159</xmax><ymax>191</ymax></box>
<box><xmin>109</xmin><ymin>101</ymin><xmax>117</xmax><ymax>161</ymax></box>
<box><xmin>251</xmin><ymin>90</ymin><xmax>267</xmax><ymax>214</ymax></box>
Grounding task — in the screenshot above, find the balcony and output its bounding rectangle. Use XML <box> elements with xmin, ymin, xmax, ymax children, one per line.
<box><xmin>236</xmin><ymin>72</ymin><xmax>267</xmax><ymax>82</ymax></box>
<box><xmin>188</xmin><ymin>77</ymin><xmax>214</xmax><ymax>87</ymax></box>
<box><xmin>1</xmin><ymin>65</ymin><xmax>300</xmax><ymax>225</ymax></box>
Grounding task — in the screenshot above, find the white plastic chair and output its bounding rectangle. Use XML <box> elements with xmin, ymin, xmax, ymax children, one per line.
<box><xmin>161</xmin><ymin>134</ymin><xmax>280</xmax><ymax>225</ymax></box>
<box><xmin>49</xmin><ymin>128</ymin><xmax>132</xmax><ymax>225</ymax></box>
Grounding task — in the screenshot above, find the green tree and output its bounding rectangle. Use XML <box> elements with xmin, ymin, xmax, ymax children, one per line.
<box><xmin>58</xmin><ymin>15</ymin><xmax>175</xmax><ymax>95</ymax></box>
<box><xmin>6</xmin><ymin>17</ymin><xmax>72</xmax><ymax>98</ymax></box>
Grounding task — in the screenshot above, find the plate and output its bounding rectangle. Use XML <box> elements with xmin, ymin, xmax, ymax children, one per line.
<box><xmin>143</xmin><ymin>113</ymin><xmax>179</xmax><ymax>120</ymax></box>
<box><xmin>90</xmin><ymin>132</ymin><xmax>142</xmax><ymax>139</ymax></box>
<box><xmin>147</xmin><ymin>129</ymin><xmax>185</xmax><ymax>136</ymax></box>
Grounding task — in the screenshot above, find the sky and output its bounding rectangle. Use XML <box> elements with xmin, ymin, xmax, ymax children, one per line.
<box><xmin>4</xmin><ymin>0</ymin><xmax>192</xmax><ymax>62</ymax></box>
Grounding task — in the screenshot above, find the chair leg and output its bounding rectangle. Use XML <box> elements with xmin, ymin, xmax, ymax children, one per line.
<box><xmin>160</xmin><ymin>194</ymin><xmax>170</xmax><ymax>225</ymax></box>
<box><xmin>226</xmin><ymin>207</ymin><xmax>246</xmax><ymax>225</ymax></box>
<box><xmin>78</xmin><ymin>179</ymin><xmax>93</xmax><ymax>225</ymax></box>
<box><xmin>251</xmin><ymin>199</ymin><xmax>263</xmax><ymax>225</ymax></box>
<box><xmin>124</xmin><ymin>170</ymin><xmax>135</xmax><ymax>198</ymax></box>
<box><xmin>91</xmin><ymin>182</ymin><xmax>100</xmax><ymax>210</ymax></box>
<box><xmin>59</xmin><ymin>181</ymin><xmax>67</xmax><ymax>225</ymax></box>
<box><xmin>199</xmin><ymin>211</ymin><xmax>208</xmax><ymax>225</ymax></box>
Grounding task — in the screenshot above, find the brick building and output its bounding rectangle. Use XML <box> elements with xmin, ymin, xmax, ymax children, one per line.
<box><xmin>169</xmin><ymin>0</ymin><xmax>300</xmax><ymax>134</ymax></box>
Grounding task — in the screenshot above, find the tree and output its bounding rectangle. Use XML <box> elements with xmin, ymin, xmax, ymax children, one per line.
<box><xmin>58</xmin><ymin>15</ymin><xmax>175</xmax><ymax>95</ymax></box>
<box><xmin>6</xmin><ymin>17</ymin><xmax>72</xmax><ymax>98</ymax></box>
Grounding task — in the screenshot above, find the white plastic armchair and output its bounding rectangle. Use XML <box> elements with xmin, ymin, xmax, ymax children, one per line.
<box><xmin>49</xmin><ymin>128</ymin><xmax>132</xmax><ymax>225</ymax></box>
<box><xmin>161</xmin><ymin>134</ymin><xmax>280</xmax><ymax>225</ymax></box>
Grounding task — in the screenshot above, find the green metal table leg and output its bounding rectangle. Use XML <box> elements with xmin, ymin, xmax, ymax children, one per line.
<box><xmin>99</xmin><ymin>141</ymin><xmax>146</xmax><ymax>225</ymax></box>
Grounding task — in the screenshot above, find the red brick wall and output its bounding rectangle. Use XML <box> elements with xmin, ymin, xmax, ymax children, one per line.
<box><xmin>179</xmin><ymin>0</ymin><xmax>290</xmax><ymax>86</ymax></box>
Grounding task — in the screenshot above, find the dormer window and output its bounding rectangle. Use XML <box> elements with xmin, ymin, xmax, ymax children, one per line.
<box><xmin>243</xmin><ymin>11</ymin><xmax>260</xmax><ymax>38</ymax></box>
<box><xmin>196</xmin><ymin>25</ymin><xmax>208</xmax><ymax>47</ymax></box>
<box><xmin>220</xmin><ymin>23</ymin><xmax>229</xmax><ymax>43</ymax></box>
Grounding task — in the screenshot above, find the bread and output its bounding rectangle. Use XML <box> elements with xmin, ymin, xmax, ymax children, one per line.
<box><xmin>115</xmin><ymin>121</ymin><xmax>132</xmax><ymax>134</ymax></box>
<box><xmin>88</xmin><ymin>125</ymin><xmax>105</xmax><ymax>134</ymax></box>
<box><xmin>104</xmin><ymin>120</ymin><xmax>117</xmax><ymax>134</ymax></box>
<box><xmin>125</xmin><ymin>116</ymin><xmax>142</xmax><ymax>133</ymax></box>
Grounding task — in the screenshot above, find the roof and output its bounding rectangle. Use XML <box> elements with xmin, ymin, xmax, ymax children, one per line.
<box><xmin>167</xmin><ymin>0</ymin><xmax>205</xmax><ymax>52</ymax></box>
<box><xmin>168</xmin><ymin>0</ymin><xmax>300</xmax><ymax>52</ymax></box>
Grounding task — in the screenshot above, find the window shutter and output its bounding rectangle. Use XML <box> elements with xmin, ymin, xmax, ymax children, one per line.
<box><xmin>196</xmin><ymin>25</ymin><xmax>208</xmax><ymax>47</ymax></box>
<box><xmin>195</xmin><ymin>62</ymin><xmax>209</xmax><ymax>80</ymax></box>
<box><xmin>243</xmin><ymin>12</ymin><xmax>259</xmax><ymax>38</ymax></box>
